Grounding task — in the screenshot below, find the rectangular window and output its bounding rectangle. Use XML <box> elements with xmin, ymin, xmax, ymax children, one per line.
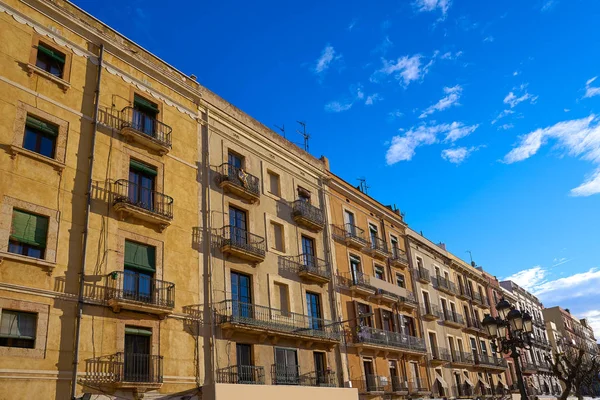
<box><xmin>381</xmin><ymin>310</ymin><xmax>394</xmax><ymax>331</ymax></box>
<box><xmin>229</xmin><ymin>206</ymin><xmax>247</xmax><ymax>245</ymax></box>
<box><xmin>350</xmin><ymin>255</ymin><xmax>362</xmax><ymax>280</ymax></box>
<box><xmin>0</xmin><ymin>310</ymin><xmax>37</xmax><ymax>349</ymax></box>
<box><xmin>270</xmin><ymin>221</ymin><xmax>284</xmax><ymax>252</ymax></box>
<box><xmin>357</xmin><ymin>303</ymin><xmax>372</xmax><ymax>327</ymax></box>
<box><xmin>274</xmin><ymin>282</ymin><xmax>289</xmax><ymax>316</ymax></box>
<box><xmin>344</xmin><ymin>210</ymin><xmax>356</xmax><ymax>233</ymax></box>
<box><xmin>133</xmin><ymin>94</ymin><xmax>159</xmax><ymax>135</ymax></box>
<box><xmin>267</xmin><ymin>170</ymin><xmax>280</xmax><ymax>196</ymax></box>
<box><xmin>368</xmin><ymin>223</ymin><xmax>378</xmax><ymax>246</ymax></box>
<box><xmin>306</xmin><ymin>292</ymin><xmax>322</xmax><ymax>330</ymax></box>
<box><xmin>480</xmin><ymin>340</ymin><xmax>488</xmax><ymax>356</ymax></box>
<box><xmin>129</xmin><ymin>159</ymin><xmax>157</xmax><ymax>210</ymax></box>
<box><xmin>404</xmin><ymin>316</ymin><xmax>416</xmax><ymax>336</ymax></box>
<box><xmin>23</xmin><ymin>115</ymin><xmax>58</xmax><ymax>158</ymax></box>
<box><xmin>8</xmin><ymin>209</ymin><xmax>49</xmax><ymax>259</ymax></box>
<box><xmin>35</xmin><ymin>42</ymin><xmax>65</xmax><ymax>78</ymax></box>
<box><xmin>416</xmin><ymin>256</ymin><xmax>424</xmax><ymax>269</ymax></box>
<box><xmin>390</xmin><ymin>235</ymin><xmax>399</xmax><ymax>256</ymax></box>
<box><xmin>374</xmin><ymin>266</ymin><xmax>385</xmax><ymax>280</ymax></box>
<box><xmin>123</xmin><ymin>240</ymin><xmax>156</xmax><ymax>302</ymax></box>
<box><xmin>441</xmin><ymin>298</ymin><xmax>448</xmax><ymax>318</ymax></box>
<box><xmin>396</xmin><ymin>273</ymin><xmax>406</xmax><ymax>288</ymax></box>
<box><xmin>313</xmin><ymin>352</ymin><xmax>327</xmax><ymax>384</ymax></box>
<box><xmin>231</xmin><ymin>271</ymin><xmax>252</xmax><ymax>318</ymax></box>
<box><xmin>301</xmin><ymin>236</ymin><xmax>315</xmax><ymax>262</ymax></box>
<box><xmin>423</xmin><ymin>291</ymin><xmax>431</xmax><ymax>311</ymax></box>
<box><xmin>274</xmin><ymin>348</ymin><xmax>299</xmax><ymax>385</ymax></box>
<box><xmin>470</xmin><ymin>337</ymin><xmax>478</xmax><ymax>357</ymax></box>
<box><xmin>228</xmin><ymin>151</ymin><xmax>243</xmax><ymax>169</ymax></box>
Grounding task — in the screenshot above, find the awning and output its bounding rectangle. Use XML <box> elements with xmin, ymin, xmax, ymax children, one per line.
<box><xmin>531</xmin><ymin>379</ymin><xmax>540</xmax><ymax>390</ymax></box>
<box><xmin>435</xmin><ymin>371</ymin><xmax>449</xmax><ymax>388</ymax></box>
<box><xmin>464</xmin><ymin>375</ymin><xmax>474</xmax><ymax>387</ymax></box>
<box><xmin>478</xmin><ymin>377</ymin><xmax>491</xmax><ymax>389</ymax></box>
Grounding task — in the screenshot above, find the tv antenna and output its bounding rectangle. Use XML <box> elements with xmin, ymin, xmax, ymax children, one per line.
<box><xmin>296</xmin><ymin>121</ymin><xmax>310</xmax><ymax>152</ymax></box>
<box><xmin>274</xmin><ymin>124</ymin><xmax>286</xmax><ymax>138</ymax></box>
<box><xmin>466</xmin><ymin>250</ymin><xmax>473</xmax><ymax>264</ymax></box>
<box><xmin>357</xmin><ymin>177</ymin><xmax>369</xmax><ymax>194</ymax></box>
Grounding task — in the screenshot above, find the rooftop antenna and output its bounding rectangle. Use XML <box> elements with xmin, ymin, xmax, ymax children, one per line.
<box><xmin>466</xmin><ymin>250</ymin><xmax>473</xmax><ymax>264</ymax></box>
<box><xmin>357</xmin><ymin>177</ymin><xmax>369</xmax><ymax>194</ymax></box>
<box><xmin>296</xmin><ymin>120</ymin><xmax>310</xmax><ymax>152</ymax></box>
<box><xmin>274</xmin><ymin>124</ymin><xmax>286</xmax><ymax>138</ymax></box>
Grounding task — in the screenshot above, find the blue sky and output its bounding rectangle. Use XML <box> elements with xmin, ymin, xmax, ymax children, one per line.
<box><xmin>73</xmin><ymin>0</ymin><xmax>600</xmax><ymax>336</ymax></box>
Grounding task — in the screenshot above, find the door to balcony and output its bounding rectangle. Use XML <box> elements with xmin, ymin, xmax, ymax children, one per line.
<box><xmin>274</xmin><ymin>348</ymin><xmax>299</xmax><ymax>385</ymax></box>
<box><xmin>123</xmin><ymin>240</ymin><xmax>156</xmax><ymax>304</ymax></box>
<box><xmin>236</xmin><ymin>343</ymin><xmax>254</xmax><ymax>384</ymax></box>
<box><xmin>231</xmin><ymin>271</ymin><xmax>252</xmax><ymax>319</ymax></box>
<box><xmin>313</xmin><ymin>351</ymin><xmax>327</xmax><ymax>386</ymax></box>
<box><xmin>302</xmin><ymin>236</ymin><xmax>316</xmax><ymax>268</ymax></box>
<box><xmin>363</xmin><ymin>360</ymin><xmax>377</xmax><ymax>391</ymax></box>
<box><xmin>124</xmin><ymin>327</ymin><xmax>151</xmax><ymax>382</ymax></box>
<box><xmin>306</xmin><ymin>292</ymin><xmax>322</xmax><ymax>331</ymax></box>
<box><xmin>229</xmin><ymin>206</ymin><xmax>248</xmax><ymax>246</ymax></box>
<box><xmin>133</xmin><ymin>94</ymin><xmax>159</xmax><ymax>136</ymax></box>
<box><xmin>129</xmin><ymin>160</ymin><xmax>157</xmax><ymax>211</ymax></box>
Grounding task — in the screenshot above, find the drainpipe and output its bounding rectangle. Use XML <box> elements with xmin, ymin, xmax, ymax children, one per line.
<box><xmin>70</xmin><ymin>44</ymin><xmax>104</xmax><ymax>400</ymax></box>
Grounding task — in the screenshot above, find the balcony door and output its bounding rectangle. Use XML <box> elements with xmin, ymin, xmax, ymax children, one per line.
<box><xmin>470</xmin><ymin>337</ymin><xmax>479</xmax><ymax>362</ymax></box>
<box><xmin>236</xmin><ymin>343</ymin><xmax>254</xmax><ymax>383</ymax></box>
<box><xmin>350</xmin><ymin>255</ymin><xmax>362</xmax><ymax>283</ymax></box>
<box><xmin>124</xmin><ymin>326</ymin><xmax>151</xmax><ymax>382</ymax></box>
<box><xmin>429</xmin><ymin>332</ymin><xmax>438</xmax><ymax>358</ymax></box>
<box><xmin>423</xmin><ymin>291</ymin><xmax>432</xmax><ymax>314</ymax></box>
<box><xmin>344</xmin><ymin>210</ymin><xmax>356</xmax><ymax>234</ymax></box>
<box><xmin>123</xmin><ymin>240</ymin><xmax>156</xmax><ymax>303</ymax></box>
<box><xmin>229</xmin><ymin>206</ymin><xmax>247</xmax><ymax>246</ymax></box>
<box><xmin>231</xmin><ymin>271</ymin><xmax>252</xmax><ymax>318</ymax></box>
<box><xmin>274</xmin><ymin>347</ymin><xmax>299</xmax><ymax>385</ymax></box>
<box><xmin>363</xmin><ymin>359</ymin><xmax>376</xmax><ymax>391</ymax></box>
<box><xmin>368</xmin><ymin>224</ymin><xmax>378</xmax><ymax>248</ymax></box>
<box><xmin>313</xmin><ymin>352</ymin><xmax>326</xmax><ymax>385</ymax></box>
<box><xmin>301</xmin><ymin>236</ymin><xmax>316</xmax><ymax>268</ymax></box>
<box><xmin>129</xmin><ymin>160</ymin><xmax>156</xmax><ymax>210</ymax></box>
<box><xmin>133</xmin><ymin>94</ymin><xmax>158</xmax><ymax>136</ymax></box>
<box><xmin>306</xmin><ymin>292</ymin><xmax>322</xmax><ymax>330</ymax></box>
<box><xmin>410</xmin><ymin>362</ymin><xmax>420</xmax><ymax>386</ymax></box>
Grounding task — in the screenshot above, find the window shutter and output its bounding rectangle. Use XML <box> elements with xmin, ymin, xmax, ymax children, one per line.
<box><xmin>10</xmin><ymin>210</ymin><xmax>48</xmax><ymax>247</ymax></box>
<box><xmin>26</xmin><ymin>115</ymin><xmax>59</xmax><ymax>137</ymax></box>
<box><xmin>37</xmin><ymin>43</ymin><xmax>65</xmax><ymax>63</ymax></box>
<box><xmin>129</xmin><ymin>159</ymin><xmax>158</xmax><ymax>176</ymax></box>
<box><xmin>124</xmin><ymin>241</ymin><xmax>156</xmax><ymax>272</ymax></box>
<box><xmin>134</xmin><ymin>95</ymin><xmax>160</xmax><ymax>113</ymax></box>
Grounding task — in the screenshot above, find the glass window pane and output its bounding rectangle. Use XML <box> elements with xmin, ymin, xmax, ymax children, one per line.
<box><xmin>25</xmin><ymin>246</ymin><xmax>43</xmax><ymax>259</ymax></box>
<box><xmin>23</xmin><ymin>129</ymin><xmax>39</xmax><ymax>152</ymax></box>
<box><xmin>39</xmin><ymin>135</ymin><xmax>55</xmax><ymax>158</ymax></box>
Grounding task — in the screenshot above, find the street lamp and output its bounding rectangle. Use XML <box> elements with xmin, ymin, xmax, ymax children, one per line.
<box><xmin>482</xmin><ymin>299</ymin><xmax>534</xmax><ymax>400</ymax></box>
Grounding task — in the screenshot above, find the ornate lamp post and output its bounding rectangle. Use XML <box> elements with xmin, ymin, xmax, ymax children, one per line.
<box><xmin>482</xmin><ymin>298</ymin><xmax>534</xmax><ymax>400</ymax></box>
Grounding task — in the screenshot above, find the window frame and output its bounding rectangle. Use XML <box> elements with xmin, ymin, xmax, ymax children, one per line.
<box><xmin>0</xmin><ymin>299</ymin><xmax>48</xmax><ymax>359</ymax></box>
<box><xmin>27</xmin><ymin>34</ymin><xmax>72</xmax><ymax>89</ymax></box>
<box><xmin>0</xmin><ymin>309</ymin><xmax>37</xmax><ymax>349</ymax></box>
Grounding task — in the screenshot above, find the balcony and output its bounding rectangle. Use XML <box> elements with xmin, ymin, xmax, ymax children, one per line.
<box><xmin>217</xmin><ymin>163</ymin><xmax>260</xmax><ymax>203</ymax></box>
<box><xmin>521</xmin><ymin>361</ymin><xmax>537</xmax><ymax>373</ymax></box>
<box><xmin>451</xmin><ymin>384</ymin><xmax>474</xmax><ymax>398</ymax></box>
<box><xmin>120</xmin><ymin>107</ymin><xmax>172</xmax><ymax>154</ymax></box>
<box><xmin>113</xmin><ymin>179</ymin><xmax>173</xmax><ymax>231</ymax></box>
<box><xmin>332</xmin><ymin>224</ymin><xmax>368</xmax><ymax>250</ymax></box>
<box><xmin>473</xmin><ymin>354</ymin><xmax>508</xmax><ymax>370</ymax></box>
<box><xmin>352</xmin><ymin>375</ymin><xmax>386</xmax><ymax>395</ymax></box>
<box><xmin>408</xmin><ymin>378</ymin><xmax>430</xmax><ymax>396</ymax></box>
<box><xmin>336</xmin><ymin>271</ymin><xmax>376</xmax><ymax>297</ymax></box>
<box><xmin>429</xmin><ymin>347</ymin><xmax>452</xmax><ymax>365</ymax></box>
<box><xmin>367</xmin><ymin>236</ymin><xmax>390</xmax><ymax>260</ymax></box>
<box><xmin>390</xmin><ymin>247</ymin><xmax>409</xmax><ymax>269</ymax></box>
<box><xmin>105</xmin><ymin>271</ymin><xmax>175</xmax><ymax>317</ymax></box>
<box><xmin>299</xmin><ymin>370</ymin><xmax>338</xmax><ymax>387</ymax></box>
<box><xmin>456</xmin><ymin>284</ymin><xmax>470</xmax><ymax>300</ymax></box>
<box><xmin>433</xmin><ymin>275</ymin><xmax>457</xmax><ymax>296</ymax></box>
<box><xmin>84</xmin><ymin>352</ymin><xmax>163</xmax><ymax>391</ymax></box>
<box><xmin>389</xmin><ymin>376</ymin><xmax>409</xmax><ymax>394</ymax></box>
<box><xmin>280</xmin><ymin>254</ymin><xmax>331</xmax><ymax>284</ymax></box>
<box><xmin>215</xmin><ymin>300</ymin><xmax>340</xmax><ymax>344</ymax></box>
<box><xmin>421</xmin><ymin>304</ymin><xmax>442</xmax><ymax>321</ymax></box>
<box><xmin>218</xmin><ymin>226</ymin><xmax>266</xmax><ymax>263</ymax></box>
<box><xmin>351</xmin><ymin>326</ymin><xmax>427</xmax><ymax>355</ymax></box>
<box><xmin>471</xmin><ymin>291</ymin><xmax>488</xmax><ymax>307</ymax></box>
<box><xmin>216</xmin><ymin>365</ymin><xmax>265</xmax><ymax>385</ymax></box>
<box><xmin>291</xmin><ymin>200</ymin><xmax>324</xmax><ymax>232</ymax></box>
<box><xmin>416</xmin><ymin>267</ymin><xmax>430</xmax><ymax>284</ymax></box>
<box><xmin>536</xmin><ymin>360</ymin><xmax>551</xmax><ymax>372</ymax></box>
<box><xmin>450</xmin><ymin>351</ymin><xmax>474</xmax><ymax>367</ymax></box>
<box><xmin>463</xmin><ymin>318</ymin><xmax>486</xmax><ymax>335</ymax></box>
<box><xmin>441</xmin><ymin>311</ymin><xmax>465</xmax><ymax>328</ymax></box>
<box><xmin>368</xmin><ymin>275</ymin><xmax>417</xmax><ymax>310</ymax></box>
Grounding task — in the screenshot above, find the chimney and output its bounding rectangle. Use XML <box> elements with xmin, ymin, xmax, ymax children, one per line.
<box><xmin>471</xmin><ymin>261</ymin><xmax>476</xmax><ymax>268</ymax></box>
<box><xmin>190</xmin><ymin>74</ymin><xmax>197</xmax><ymax>81</ymax></box>
<box><xmin>438</xmin><ymin>242</ymin><xmax>446</xmax><ymax>250</ymax></box>
<box><xmin>320</xmin><ymin>156</ymin><xmax>330</xmax><ymax>170</ymax></box>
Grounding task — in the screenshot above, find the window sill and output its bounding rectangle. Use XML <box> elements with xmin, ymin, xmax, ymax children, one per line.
<box><xmin>9</xmin><ymin>145</ymin><xmax>66</xmax><ymax>172</ymax></box>
<box><xmin>0</xmin><ymin>251</ymin><xmax>56</xmax><ymax>274</ymax></box>
<box><xmin>25</xmin><ymin>64</ymin><xmax>70</xmax><ymax>93</ymax></box>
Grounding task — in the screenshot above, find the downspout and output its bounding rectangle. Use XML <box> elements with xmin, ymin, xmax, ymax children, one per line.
<box><xmin>70</xmin><ymin>43</ymin><xmax>104</xmax><ymax>400</ymax></box>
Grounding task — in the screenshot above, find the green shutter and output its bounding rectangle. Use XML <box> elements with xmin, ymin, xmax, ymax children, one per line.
<box><xmin>124</xmin><ymin>240</ymin><xmax>156</xmax><ymax>272</ymax></box>
<box><xmin>37</xmin><ymin>43</ymin><xmax>65</xmax><ymax>64</ymax></box>
<box><xmin>10</xmin><ymin>210</ymin><xmax>48</xmax><ymax>247</ymax></box>
<box><xmin>133</xmin><ymin>95</ymin><xmax>160</xmax><ymax>113</ymax></box>
<box><xmin>26</xmin><ymin>115</ymin><xmax>59</xmax><ymax>137</ymax></box>
<box><xmin>130</xmin><ymin>159</ymin><xmax>157</xmax><ymax>176</ymax></box>
<box><xmin>124</xmin><ymin>326</ymin><xmax>152</xmax><ymax>336</ymax></box>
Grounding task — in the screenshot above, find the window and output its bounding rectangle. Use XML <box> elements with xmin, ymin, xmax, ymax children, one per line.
<box><xmin>423</xmin><ymin>291</ymin><xmax>432</xmax><ymax>312</ymax></box>
<box><xmin>228</xmin><ymin>151</ymin><xmax>244</xmax><ymax>169</ymax></box>
<box><xmin>382</xmin><ymin>310</ymin><xmax>394</xmax><ymax>331</ymax></box>
<box><xmin>396</xmin><ymin>273</ymin><xmax>406</xmax><ymax>288</ymax></box>
<box><xmin>441</xmin><ymin>298</ymin><xmax>448</xmax><ymax>318</ymax></box>
<box><xmin>470</xmin><ymin>337</ymin><xmax>478</xmax><ymax>357</ymax></box>
<box><xmin>357</xmin><ymin>303</ymin><xmax>372</xmax><ymax>327</ymax></box>
<box><xmin>132</xmin><ymin>94</ymin><xmax>159</xmax><ymax>135</ymax></box>
<box><xmin>0</xmin><ymin>310</ymin><xmax>37</xmax><ymax>349</ymax></box>
<box><xmin>129</xmin><ymin>159</ymin><xmax>157</xmax><ymax>209</ymax></box>
<box><xmin>493</xmin><ymin>290</ymin><xmax>498</xmax><ymax>305</ymax></box>
<box><xmin>390</xmin><ymin>235</ymin><xmax>399</xmax><ymax>255</ymax></box>
<box><xmin>434</xmin><ymin>266</ymin><xmax>441</xmax><ymax>277</ymax></box>
<box><xmin>274</xmin><ymin>282</ymin><xmax>289</xmax><ymax>316</ymax></box>
<box><xmin>270</xmin><ymin>221</ymin><xmax>284</xmax><ymax>252</ymax></box>
<box><xmin>124</xmin><ymin>326</ymin><xmax>152</xmax><ymax>382</ymax></box>
<box><xmin>344</xmin><ymin>210</ymin><xmax>356</xmax><ymax>233</ymax></box>
<box><xmin>22</xmin><ymin>115</ymin><xmax>58</xmax><ymax>158</ymax></box>
<box><xmin>301</xmin><ymin>236</ymin><xmax>315</xmax><ymax>265</ymax></box>
<box><xmin>313</xmin><ymin>352</ymin><xmax>327</xmax><ymax>384</ymax></box>
<box><xmin>368</xmin><ymin>223</ymin><xmax>378</xmax><ymax>246</ymax></box>
<box><xmin>35</xmin><ymin>42</ymin><xmax>65</xmax><ymax>78</ymax></box>
<box><xmin>350</xmin><ymin>255</ymin><xmax>362</xmax><ymax>280</ymax></box>
<box><xmin>416</xmin><ymin>256</ymin><xmax>424</xmax><ymax>269</ymax></box>
<box><xmin>231</xmin><ymin>271</ymin><xmax>252</xmax><ymax>318</ymax></box>
<box><xmin>229</xmin><ymin>206</ymin><xmax>247</xmax><ymax>245</ymax></box>
<box><xmin>306</xmin><ymin>292</ymin><xmax>322</xmax><ymax>330</ymax></box>
<box><xmin>123</xmin><ymin>240</ymin><xmax>156</xmax><ymax>302</ymax></box>
<box><xmin>275</xmin><ymin>348</ymin><xmax>299</xmax><ymax>385</ymax></box>
<box><xmin>480</xmin><ymin>340</ymin><xmax>488</xmax><ymax>356</ymax></box>
<box><xmin>267</xmin><ymin>171</ymin><xmax>280</xmax><ymax>196</ymax></box>
<box><xmin>8</xmin><ymin>209</ymin><xmax>49</xmax><ymax>259</ymax></box>
<box><xmin>374</xmin><ymin>266</ymin><xmax>385</xmax><ymax>280</ymax></box>
<box><xmin>403</xmin><ymin>316</ymin><xmax>416</xmax><ymax>336</ymax></box>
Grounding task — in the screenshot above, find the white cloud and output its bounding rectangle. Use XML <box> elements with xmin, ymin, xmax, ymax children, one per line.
<box><xmin>583</xmin><ymin>76</ymin><xmax>600</xmax><ymax>99</ymax></box>
<box><xmin>441</xmin><ymin>145</ymin><xmax>482</xmax><ymax>164</ymax></box>
<box><xmin>440</xmin><ymin>51</ymin><xmax>463</xmax><ymax>60</ymax></box>
<box><xmin>483</xmin><ymin>36</ymin><xmax>494</xmax><ymax>43</ymax></box>
<box><xmin>388</xmin><ymin>110</ymin><xmax>404</xmax><ymax>121</ymax></box>
<box><xmin>420</xmin><ymin>85</ymin><xmax>463</xmax><ymax>118</ymax></box>
<box><xmin>385</xmin><ymin>121</ymin><xmax>479</xmax><ymax>164</ymax></box>
<box><xmin>313</xmin><ymin>44</ymin><xmax>340</xmax><ymax>75</ymax></box>
<box><xmin>365</xmin><ymin>93</ymin><xmax>382</xmax><ymax>105</ymax></box>
<box><xmin>324</xmin><ymin>101</ymin><xmax>353</xmax><ymax>113</ymax></box>
<box><xmin>491</xmin><ymin>109</ymin><xmax>515</xmax><ymax>125</ymax></box>
<box><xmin>503</xmin><ymin>84</ymin><xmax>538</xmax><ymax>108</ymax></box>
<box><xmin>541</xmin><ymin>0</ymin><xmax>558</xmax><ymax>12</ymax></box>
<box><xmin>347</xmin><ymin>19</ymin><xmax>357</xmax><ymax>31</ymax></box>
<box><xmin>502</xmin><ymin>114</ymin><xmax>600</xmax><ymax>196</ymax></box>
<box><xmin>413</xmin><ymin>0</ymin><xmax>451</xmax><ymax>16</ymax></box>
<box><xmin>498</xmin><ymin>123</ymin><xmax>514</xmax><ymax>131</ymax></box>
<box><xmin>373</xmin><ymin>54</ymin><xmax>432</xmax><ymax>87</ymax></box>
<box><xmin>325</xmin><ymin>84</ymin><xmax>378</xmax><ymax>112</ymax></box>
<box><xmin>513</xmin><ymin>71</ymin><xmax>520</xmax><ymax>76</ymax></box>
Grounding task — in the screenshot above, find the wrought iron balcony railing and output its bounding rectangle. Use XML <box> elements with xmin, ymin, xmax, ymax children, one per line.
<box><xmin>471</xmin><ymin>291</ymin><xmax>483</xmax><ymax>304</ymax></box>
<box><xmin>391</xmin><ymin>376</ymin><xmax>409</xmax><ymax>392</ymax></box>
<box><xmin>457</xmin><ymin>283</ymin><xmax>470</xmax><ymax>299</ymax></box>
<box><xmin>451</xmin><ymin>384</ymin><xmax>474</xmax><ymax>397</ymax></box>
<box><xmin>215</xmin><ymin>300</ymin><xmax>340</xmax><ymax>341</ymax></box>
<box><xmin>280</xmin><ymin>253</ymin><xmax>331</xmax><ymax>281</ymax></box>
<box><xmin>369</xmin><ymin>236</ymin><xmax>389</xmax><ymax>255</ymax></box>
<box><xmin>442</xmin><ymin>310</ymin><xmax>464</xmax><ymax>326</ymax></box>
<box><xmin>271</xmin><ymin>364</ymin><xmax>300</xmax><ymax>385</ymax></box>
<box><xmin>416</xmin><ymin>267</ymin><xmax>430</xmax><ymax>282</ymax></box>
<box><xmin>216</xmin><ymin>365</ymin><xmax>265</xmax><ymax>384</ymax></box>
<box><xmin>421</xmin><ymin>303</ymin><xmax>442</xmax><ymax>319</ymax></box>
<box><xmin>475</xmin><ymin>354</ymin><xmax>508</xmax><ymax>368</ymax></box>
<box><xmin>121</xmin><ymin>107</ymin><xmax>172</xmax><ymax>148</ymax></box>
<box><xmin>218</xmin><ymin>225</ymin><xmax>266</xmax><ymax>260</ymax></box>
<box><xmin>300</xmin><ymin>370</ymin><xmax>337</xmax><ymax>387</ymax></box>
<box><xmin>291</xmin><ymin>200</ymin><xmax>324</xmax><ymax>230</ymax></box>
<box><xmin>451</xmin><ymin>350</ymin><xmax>474</xmax><ymax>365</ymax></box>
<box><xmin>84</xmin><ymin>352</ymin><xmax>163</xmax><ymax>385</ymax></box>
<box><xmin>408</xmin><ymin>378</ymin><xmax>429</xmax><ymax>393</ymax></box>
<box><xmin>390</xmin><ymin>246</ymin><xmax>409</xmax><ymax>265</ymax></box>
<box><xmin>106</xmin><ymin>270</ymin><xmax>175</xmax><ymax>308</ymax></box>
<box><xmin>352</xmin><ymin>375</ymin><xmax>386</xmax><ymax>393</ymax></box>
<box><xmin>336</xmin><ymin>271</ymin><xmax>375</xmax><ymax>292</ymax></box>
<box><xmin>113</xmin><ymin>179</ymin><xmax>174</xmax><ymax>219</ymax></box>
<box><xmin>464</xmin><ymin>317</ymin><xmax>485</xmax><ymax>332</ymax></box>
<box><xmin>331</xmin><ymin>223</ymin><xmax>368</xmax><ymax>248</ymax></box>
<box><xmin>352</xmin><ymin>326</ymin><xmax>426</xmax><ymax>352</ymax></box>
<box><xmin>430</xmin><ymin>347</ymin><xmax>452</xmax><ymax>363</ymax></box>
<box><xmin>217</xmin><ymin>162</ymin><xmax>260</xmax><ymax>198</ymax></box>
<box><xmin>433</xmin><ymin>275</ymin><xmax>457</xmax><ymax>294</ymax></box>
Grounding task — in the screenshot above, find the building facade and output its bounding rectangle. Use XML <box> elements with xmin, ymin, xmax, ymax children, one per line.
<box><xmin>327</xmin><ymin>175</ymin><xmax>428</xmax><ymax>399</ymax></box>
<box><xmin>543</xmin><ymin>306</ymin><xmax>598</xmax><ymax>358</ymax></box>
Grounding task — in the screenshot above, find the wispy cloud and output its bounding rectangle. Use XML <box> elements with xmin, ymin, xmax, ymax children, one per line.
<box><xmin>412</xmin><ymin>0</ymin><xmax>451</xmax><ymax>17</ymax></box>
<box><xmin>325</xmin><ymin>84</ymin><xmax>379</xmax><ymax>112</ymax></box>
<box><xmin>491</xmin><ymin>109</ymin><xmax>515</xmax><ymax>125</ymax></box>
<box><xmin>388</xmin><ymin>110</ymin><xmax>404</xmax><ymax>121</ymax></box>
<box><xmin>498</xmin><ymin>123</ymin><xmax>514</xmax><ymax>131</ymax></box>
<box><xmin>503</xmin><ymin>114</ymin><xmax>600</xmax><ymax>196</ymax></box>
<box><xmin>483</xmin><ymin>36</ymin><xmax>495</xmax><ymax>43</ymax></box>
<box><xmin>313</xmin><ymin>44</ymin><xmax>341</xmax><ymax>76</ymax></box>
<box><xmin>385</xmin><ymin>121</ymin><xmax>479</xmax><ymax>164</ymax></box>
<box><xmin>347</xmin><ymin>18</ymin><xmax>358</xmax><ymax>31</ymax></box>
<box><xmin>541</xmin><ymin>0</ymin><xmax>558</xmax><ymax>12</ymax></box>
<box><xmin>504</xmin><ymin>84</ymin><xmax>538</xmax><ymax>108</ymax></box>
<box><xmin>583</xmin><ymin>76</ymin><xmax>600</xmax><ymax>98</ymax></box>
<box><xmin>373</xmin><ymin>54</ymin><xmax>434</xmax><ymax>87</ymax></box>
<box><xmin>419</xmin><ymin>85</ymin><xmax>463</xmax><ymax>118</ymax></box>
<box><xmin>365</xmin><ymin>93</ymin><xmax>382</xmax><ymax>105</ymax></box>
<box><xmin>441</xmin><ymin>145</ymin><xmax>483</xmax><ymax>164</ymax></box>
<box><xmin>372</xmin><ymin>36</ymin><xmax>393</xmax><ymax>55</ymax></box>
<box><xmin>440</xmin><ymin>51</ymin><xmax>463</xmax><ymax>60</ymax></box>
<box><xmin>324</xmin><ymin>101</ymin><xmax>353</xmax><ymax>113</ymax></box>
